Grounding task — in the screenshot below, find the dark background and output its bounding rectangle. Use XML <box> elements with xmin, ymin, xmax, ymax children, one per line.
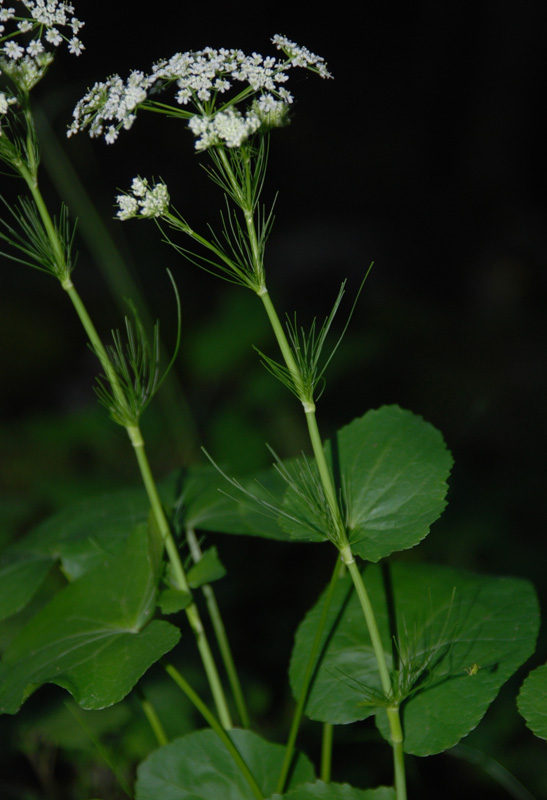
<box><xmin>1</xmin><ymin>2</ymin><xmax>546</xmax><ymax>798</ymax></box>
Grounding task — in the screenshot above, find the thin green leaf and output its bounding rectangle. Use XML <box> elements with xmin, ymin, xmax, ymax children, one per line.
<box><xmin>94</xmin><ymin>272</ymin><xmax>181</xmax><ymax>426</ymax></box>
<box><xmin>0</xmin><ymin>196</ymin><xmax>75</xmax><ymax>279</ymax></box>
<box><xmin>256</xmin><ymin>269</ymin><xmax>371</xmax><ymax>403</ymax></box>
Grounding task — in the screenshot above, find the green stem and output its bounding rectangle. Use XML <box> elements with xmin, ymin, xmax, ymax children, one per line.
<box><xmin>35</xmin><ymin>104</ymin><xmax>198</xmax><ymax>461</ymax></box>
<box><xmin>18</xmin><ymin>159</ymin><xmax>67</xmax><ymax>278</ymax></box>
<box><xmin>387</xmin><ymin>707</ymin><xmax>407</xmax><ymax>800</ymax></box>
<box><xmin>217</xmin><ymin>146</ymin><xmax>265</xmax><ymax>290</ymax></box>
<box><xmin>164</xmin><ymin>663</ymin><xmax>263</xmax><ymax>800</ymax></box>
<box><xmin>276</xmin><ymin>556</ymin><xmax>344</xmax><ymax>795</ymax></box>
<box><xmin>63</xmin><ymin>282</ymin><xmax>128</xmax><ymax>408</ymax></box>
<box><xmin>344</xmin><ymin>555</ymin><xmax>406</xmax><ymax>800</ymax></box>
<box><xmin>128</xmin><ymin>426</ymin><xmax>232</xmax><ymax>730</ymax></box>
<box><xmin>18</xmin><ymin>163</ymin><xmax>128</xmax><ymax>412</ymax></box>
<box><xmin>257</xmin><ymin>285</ymin><xmax>407</xmax><ymax>799</ymax></box>
<box><xmin>259</xmin><ymin>292</ymin><xmax>347</xmax><ymax>545</ymax></box>
<box><xmin>304</xmin><ymin>407</ymin><xmax>346</xmax><ymax>537</ymax></box>
<box><xmin>139</xmin><ymin>694</ymin><xmax>169</xmax><ymax>747</ymax></box>
<box><xmin>186</xmin><ymin>527</ymin><xmax>250</xmax><ymax>728</ymax></box>
<box><xmin>20</xmin><ymin>174</ymin><xmax>233</xmax><ymax>730</ymax></box>
<box><xmin>343</xmin><ymin>557</ymin><xmax>391</xmax><ymax>696</ymax></box>
<box><xmin>320</xmin><ymin>723</ymin><xmax>333</xmax><ymax>783</ymax></box>
<box><xmin>259</xmin><ymin>290</ymin><xmax>300</xmax><ymax>377</ymax></box>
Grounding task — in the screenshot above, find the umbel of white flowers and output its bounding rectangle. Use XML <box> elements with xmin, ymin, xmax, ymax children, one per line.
<box><xmin>116</xmin><ymin>177</ymin><xmax>170</xmax><ymax>221</ymax></box>
<box><xmin>0</xmin><ymin>0</ymin><xmax>84</xmax><ymax>86</ymax></box>
<box><xmin>68</xmin><ymin>34</ymin><xmax>332</xmax><ymax>150</ymax></box>
<box><xmin>1</xmin><ymin>0</ymin><xmax>84</xmax><ymax>135</ymax></box>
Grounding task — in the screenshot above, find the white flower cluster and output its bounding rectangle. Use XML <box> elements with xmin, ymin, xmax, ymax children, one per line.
<box><xmin>187</xmin><ymin>96</ymin><xmax>289</xmax><ymax>151</ymax></box>
<box><xmin>69</xmin><ymin>35</ymin><xmax>331</xmax><ymax>150</ymax></box>
<box><xmin>0</xmin><ymin>0</ymin><xmax>83</xmax><ymax>94</ymax></box>
<box><xmin>116</xmin><ymin>177</ymin><xmax>170</xmax><ymax>221</ymax></box>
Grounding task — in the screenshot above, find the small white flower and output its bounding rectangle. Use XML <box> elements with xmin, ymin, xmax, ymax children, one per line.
<box><xmin>0</xmin><ymin>8</ymin><xmax>16</xmax><ymax>23</ymax></box>
<box><xmin>27</xmin><ymin>39</ymin><xmax>45</xmax><ymax>57</ymax></box>
<box><xmin>17</xmin><ymin>19</ymin><xmax>33</xmax><ymax>33</ymax></box>
<box><xmin>45</xmin><ymin>27</ymin><xmax>62</xmax><ymax>46</ymax></box>
<box><xmin>3</xmin><ymin>40</ymin><xmax>24</xmax><ymax>60</ymax></box>
<box><xmin>105</xmin><ymin>125</ymin><xmax>118</xmax><ymax>144</ymax></box>
<box><xmin>115</xmin><ymin>177</ymin><xmax>170</xmax><ymax>220</ymax></box>
<box><xmin>70</xmin><ymin>16</ymin><xmax>84</xmax><ymax>34</ymax></box>
<box><xmin>68</xmin><ymin>36</ymin><xmax>83</xmax><ymax>55</ymax></box>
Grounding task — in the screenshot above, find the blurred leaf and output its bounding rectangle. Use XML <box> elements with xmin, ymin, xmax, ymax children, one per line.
<box><xmin>282</xmin><ymin>406</ymin><xmax>453</xmax><ymax>559</ymax></box>
<box><xmin>290</xmin><ymin>562</ymin><xmax>539</xmax><ymax>755</ymax></box>
<box><xmin>517</xmin><ymin>663</ymin><xmax>547</xmax><ymax>741</ymax></box>
<box><xmin>135</xmin><ymin>728</ymin><xmax>315</xmax><ymax>800</ymax></box>
<box><xmin>269</xmin><ymin>782</ymin><xmax>396</xmax><ymax>800</ymax></box>
<box><xmin>0</xmin><ymin>524</ymin><xmax>180</xmax><ymax>714</ymax></box>
<box><xmin>187</xmin><ymin>546</ymin><xmax>226</xmax><ymax>588</ymax></box>
<box><xmin>19</xmin><ymin>699</ymin><xmax>132</xmax><ymax>752</ymax></box>
<box><xmin>0</xmin><ymin>550</ymin><xmax>54</xmax><ymax>621</ymax></box>
<box><xmin>178</xmin><ymin>464</ymin><xmax>289</xmax><ymax>541</ymax></box>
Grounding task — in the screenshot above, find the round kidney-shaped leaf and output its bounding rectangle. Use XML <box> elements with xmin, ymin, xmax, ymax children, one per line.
<box><xmin>135</xmin><ymin>728</ymin><xmax>315</xmax><ymax>800</ymax></box>
<box><xmin>282</xmin><ymin>406</ymin><xmax>452</xmax><ymax>560</ymax></box>
<box><xmin>290</xmin><ymin>562</ymin><xmax>539</xmax><ymax>755</ymax></box>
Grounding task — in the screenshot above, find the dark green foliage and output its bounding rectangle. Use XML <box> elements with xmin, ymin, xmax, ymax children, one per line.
<box><xmin>290</xmin><ymin>562</ymin><xmax>539</xmax><ymax>755</ymax></box>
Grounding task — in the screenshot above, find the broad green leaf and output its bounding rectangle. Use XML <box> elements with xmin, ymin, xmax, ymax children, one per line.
<box><xmin>135</xmin><ymin>728</ymin><xmax>315</xmax><ymax>800</ymax></box>
<box><xmin>181</xmin><ymin>406</ymin><xmax>451</xmax><ymax>559</ymax></box>
<box><xmin>517</xmin><ymin>663</ymin><xmax>547</xmax><ymax>741</ymax></box>
<box><xmin>0</xmin><ymin>524</ymin><xmax>180</xmax><ymax>714</ymax></box>
<box><xmin>269</xmin><ymin>781</ymin><xmax>395</xmax><ymax>799</ymax></box>
<box><xmin>290</xmin><ymin>562</ymin><xmax>539</xmax><ymax>755</ymax></box>
<box><xmin>187</xmin><ymin>546</ymin><xmax>226</xmax><ymax>588</ymax></box>
<box><xmin>282</xmin><ymin>406</ymin><xmax>452</xmax><ymax>559</ymax></box>
<box><xmin>0</xmin><ymin>475</ymin><xmax>180</xmax><ymax>621</ymax></box>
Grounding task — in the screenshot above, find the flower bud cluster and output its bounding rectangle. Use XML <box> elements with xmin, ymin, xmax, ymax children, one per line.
<box><xmin>116</xmin><ymin>177</ymin><xmax>170</xmax><ymax>221</ymax></box>
<box><xmin>69</xmin><ymin>35</ymin><xmax>331</xmax><ymax>150</ymax></box>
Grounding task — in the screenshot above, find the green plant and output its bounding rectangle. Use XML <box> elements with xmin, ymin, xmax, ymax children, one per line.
<box><xmin>1</xmin><ymin>5</ymin><xmax>544</xmax><ymax>799</ymax></box>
